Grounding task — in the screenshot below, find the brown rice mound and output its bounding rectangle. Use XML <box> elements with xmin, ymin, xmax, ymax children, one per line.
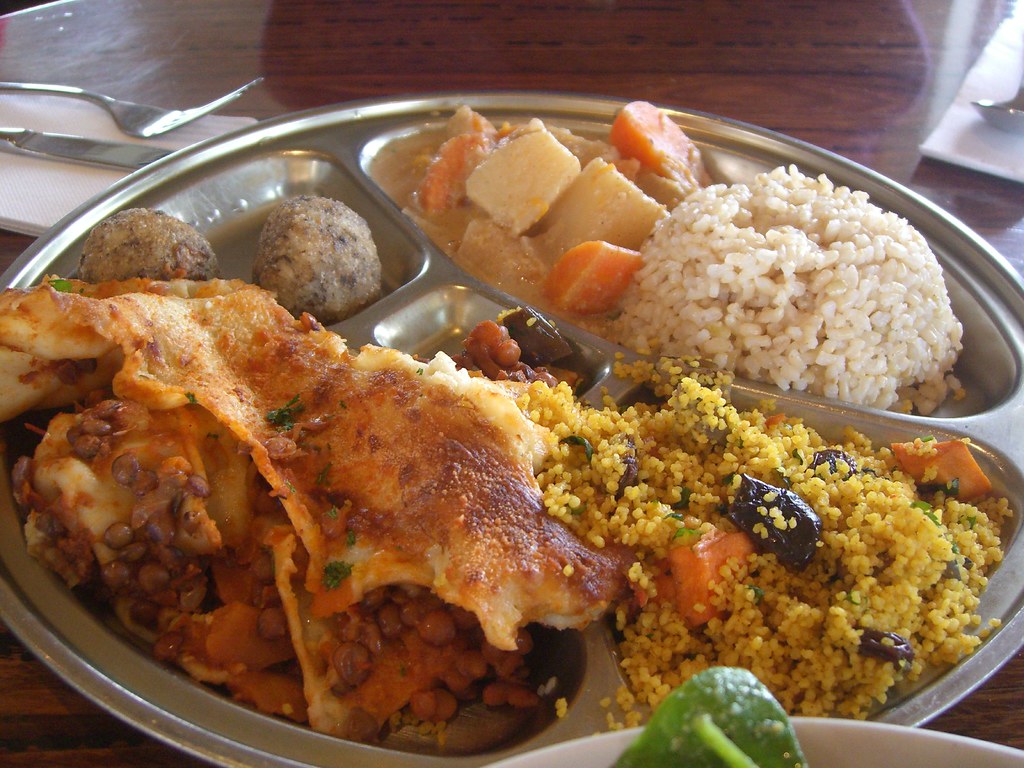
<box><xmin>612</xmin><ymin>165</ymin><xmax>963</xmax><ymax>414</ymax></box>
<box><xmin>517</xmin><ymin>358</ymin><xmax>1008</xmax><ymax>724</ymax></box>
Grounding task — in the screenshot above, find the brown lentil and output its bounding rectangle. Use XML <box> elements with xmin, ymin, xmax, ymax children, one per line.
<box><xmin>110</xmin><ymin>453</ymin><xmax>140</xmax><ymax>486</ymax></box>
<box><xmin>417</xmin><ymin>608</ymin><xmax>456</xmax><ymax>647</ymax></box>
<box><xmin>257</xmin><ymin>606</ymin><xmax>289</xmax><ymax>640</ymax></box>
<box><xmin>332</xmin><ymin>642</ymin><xmax>372</xmax><ymax>687</ymax></box>
<box><xmin>100</xmin><ymin>559</ymin><xmax>132</xmax><ymax>590</ymax></box>
<box><xmin>409</xmin><ymin>688</ymin><xmax>458</xmax><ymax>722</ymax></box>
<box><xmin>344</xmin><ymin>707</ymin><xmax>380</xmax><ymax>742</ymax></box>
<box><xmin>264</xmin><ymin>435</ymin><xmax>298</xmax><ymax>459</ymax></box>
<box><xmin>137</xmin><ymin>562</ymin><xmax>170</xmax><ymax>594</ymax></box>
<box><xmin>102</xmin><ymin>521</ymin><xmax>133</xmax><ymax>549</ymax></box>
<box><xmin>185</xmin><ymin>474</ymin><xmax>211</xmax><ymax>498</ymax></box>
<box><xmin>377</xmin><ymin>602</ymin><xmax>403</xmax><ymax>639</ymax></box>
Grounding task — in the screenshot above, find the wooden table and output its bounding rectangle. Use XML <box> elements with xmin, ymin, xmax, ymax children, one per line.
<box><xmin>1</xmin><ymin>0</ymin><xmax>1023</xmax><ymax>764</ymax></box>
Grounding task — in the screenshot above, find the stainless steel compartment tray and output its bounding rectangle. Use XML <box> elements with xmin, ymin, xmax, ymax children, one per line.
<box><xmin>2</xmin><ymin>92</ymin><xmax>1024</xmax><ymax>768</ymax></box>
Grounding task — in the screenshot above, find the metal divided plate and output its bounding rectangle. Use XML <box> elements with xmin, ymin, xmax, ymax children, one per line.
<box><xmin>2</xmin><ymin>92</ymin><xmax>1024</xmax><ymax>767</ymax></box>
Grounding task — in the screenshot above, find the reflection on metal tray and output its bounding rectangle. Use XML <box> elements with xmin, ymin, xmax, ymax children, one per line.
<box><xmin>2</xmin><ymin>92</ymin><xmax>1024</xmax><ymax>767</ymax></box>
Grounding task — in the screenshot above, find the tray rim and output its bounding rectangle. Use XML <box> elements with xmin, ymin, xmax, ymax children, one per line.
<box><xmin>3</xmin><ymin>89</ymin><xmax>1024</xmax><ymax>767</ymax></box>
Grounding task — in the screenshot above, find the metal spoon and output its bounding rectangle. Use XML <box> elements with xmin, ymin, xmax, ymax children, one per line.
<box><xmin>973</xmin><ymin>80</ymin><xmax>1024</xmax><ymax>134</ymax></box>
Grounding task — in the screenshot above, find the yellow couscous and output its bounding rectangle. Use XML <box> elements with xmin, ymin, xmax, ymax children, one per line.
<box><xmin>517</xmin><ymin>356</ymin><xmax>1010</xmax><ymax>723</ymax></box>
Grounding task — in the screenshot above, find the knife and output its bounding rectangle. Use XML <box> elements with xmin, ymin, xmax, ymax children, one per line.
<box><xmin>0</xmin><ymin>127</ymin><xmax>172</xmax><ymax>169</ymax></box>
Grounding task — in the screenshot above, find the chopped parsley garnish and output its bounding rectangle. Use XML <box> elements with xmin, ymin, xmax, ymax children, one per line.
<box><xmin>945</xmin><ymin>477</ymin><xmax>960</xmax><ymax>497</ymax></box>
<box><xmin>316</xmin><ymin>462</ymin><xmax>332</xmax><ymax>485</ymax></box>
<box><xmin>912</xmin><ymin>500</ymin><xmax>941</xmax><ymax>525</ymax></box>
<box><xmin>561</xmin><ymin>435</ymin><xmax>594</xmax><ymax>462</ymax></box>
<box><xmin>673</xmin><ymin>526</ymin><xmax>701</xmax><ymax>541</ymax></box>
<box><xmin>185</xmin><ymin>391</ymin><xmax>198</xmax><ymax>404</ymax></box>
<box><xmin>671</xmin><ymin>487</ymin><xmax>692</xmax><ymax>510</ymax></box>
<box><xmin>266</xmin><ymin>394</ymin><xmax>304</xmax><ymax>430</ymax></box>
<box><xmin>722</xmin><ymin>472</ymin><xmax>736</xmax><ymax>486</ymax></box>
<box><xmin>322</xmin><ymin>560</ymin><xmax>353</xmax><ymax>590</ymax></box>
<box><xmin>747</xmin><ymin>584</ymin><xmax>764</xmax><ymax>603</ymax></box>
<box><xmin>325</xmin><ymin>505</ymin><xmax>339</xmax><ymax>519</ymax></box>
<box><xmin>47</xmin><ymin>277</ymin><xmax>74</xmax><ymax>293</ymax></box>
<box><xmin>347</xmin><ymin>529</ymin><xmax>356</xmax><ymax>546</ymax></box>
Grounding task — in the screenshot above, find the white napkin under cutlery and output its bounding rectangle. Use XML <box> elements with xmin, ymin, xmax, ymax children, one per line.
<box><xmin>0</xmin><ymin>91</ymin><xmax>255</xmax><ymax>236</ymax></box>
<box><xmin>920</xmin><ymin>13</ymin><xmax>1024</xmax><ymax>183</ymax></box>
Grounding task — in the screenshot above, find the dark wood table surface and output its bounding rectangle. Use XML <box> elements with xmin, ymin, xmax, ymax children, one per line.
<box><xmin>1</xmin><ymin>0</ymin><xmax>1024</xmax><ymax>765</ymax></box>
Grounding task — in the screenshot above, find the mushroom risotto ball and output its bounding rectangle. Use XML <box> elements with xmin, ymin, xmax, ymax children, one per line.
<box><xmin>612</xmin><ymin>165</ymin><xmax>963</xmax><ymax>414</ymax></box>
<box><xmin>79</xmin><ymin>208</ymin><xmax>219</xmax><ymax>282</ymax></box>
<box><xmin>253</xmin><ymin>195</ymin><xmax>382</xmax><ymax>324</ymax></box>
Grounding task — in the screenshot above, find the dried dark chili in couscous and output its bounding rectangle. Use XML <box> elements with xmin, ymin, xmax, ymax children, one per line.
<box><xmin>516</xmin><ymin>356</ymin><xmax>1010</xmax><ymax>725</ymax></box>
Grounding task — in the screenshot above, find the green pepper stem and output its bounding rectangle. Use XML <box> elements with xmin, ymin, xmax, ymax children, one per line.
<box><xmin>691</xmin><ymin>713</ymin><xmax>760</xmax><ymax>768</ymax></box>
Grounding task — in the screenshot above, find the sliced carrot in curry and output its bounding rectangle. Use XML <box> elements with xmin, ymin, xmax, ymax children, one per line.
<box><xmin>416</xmin><ymin>131</ymin><xmax>493</xmax><ymax>213</ymax></box>
<box><xmin>544</xmin><ymin>239</ymin><xmax>643</xmax><ymax>315</ymax></box>
<box><xmin>891</xmin><ymin>439</ymin><xmax>992</xmax><ymax>501</ymax></box>
<box><xmin>609</xmin><ymin>100</ymin><xmax>704</xmax><ymax>188</ymax></box>
<box><xmin>665</xmin><ymin>529</ymin><xmax>756</xmax><ymax>628</ymax></box>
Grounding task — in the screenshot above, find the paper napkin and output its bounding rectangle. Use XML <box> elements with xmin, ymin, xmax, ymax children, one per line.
<box><xmin>920</xmin><ymin>13</ymin><xmax>1024</xmax><ymax>183</ymax></box>
<box><xmin>0</xmin><ymin>91</ymin><xmax>256</xmax><ymax>236</ymax></box>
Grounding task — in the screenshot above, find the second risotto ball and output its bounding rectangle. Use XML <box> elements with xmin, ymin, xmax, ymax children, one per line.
<box><xmin>253</xmin><ymin>195</ymin><xmax>382</xmax><ymax>324</ymax></box>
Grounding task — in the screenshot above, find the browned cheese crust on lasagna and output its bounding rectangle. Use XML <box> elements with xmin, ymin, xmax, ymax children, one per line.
<box><xmin>0</xmin><ymin>279</ymin><xmax>630</xmax><ymax>738</ymax></box>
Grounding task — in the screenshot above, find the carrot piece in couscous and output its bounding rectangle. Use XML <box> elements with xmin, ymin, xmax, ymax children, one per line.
<box><xmin>891</xmin><ymin>438</ymin><xmax>992</xmax><ymax>501</ymax></box>
<box><xmin>664</xmin><ymin>529</ymin><xmax>756</xmax><ymax>627</ymax></box>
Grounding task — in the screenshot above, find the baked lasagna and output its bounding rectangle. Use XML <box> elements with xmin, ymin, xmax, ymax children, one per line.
<box><xmin>1</xmin><ymin>278</ymin><xmax>630</xmax><ymax>741</ymax></box>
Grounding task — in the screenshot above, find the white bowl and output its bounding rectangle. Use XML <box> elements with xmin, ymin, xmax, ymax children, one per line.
<box><xmin>486</xmin><ymin>719</ymin><xmax>1024</xmax><ymax>768</ymax></box>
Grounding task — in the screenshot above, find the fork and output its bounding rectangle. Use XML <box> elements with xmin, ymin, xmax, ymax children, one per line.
<box><xmin>0</xmin><ymin>77</ymin><xmax>262</xmax><ymax>138</ymax></box>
